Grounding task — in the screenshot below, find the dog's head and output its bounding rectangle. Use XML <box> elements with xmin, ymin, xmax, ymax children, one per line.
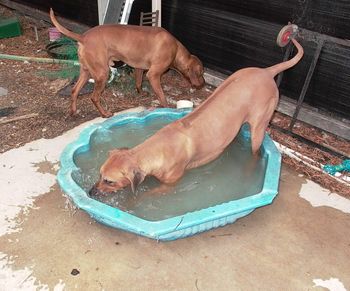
<box><xmin>186</xmin><ymin>55</ymin><xmax>205</xmax><ymax>89</ymax></box>
<box><xmin>89</xmin><ymin>148</ymin><xmax>145</xmax><ymax>196</ymax></box>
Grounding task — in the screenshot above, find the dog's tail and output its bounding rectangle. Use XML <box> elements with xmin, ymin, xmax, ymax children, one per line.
<box><xmin>49</xmin><ymin>8</ymin><xmax>84</xmax><ymax>43</ymax></box>
<box><xmin>267</xmin><ymin>38</ymin><xmax>304</xmax><ymax>77</ymax></box>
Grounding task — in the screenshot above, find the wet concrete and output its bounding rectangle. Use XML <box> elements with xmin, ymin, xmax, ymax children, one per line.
<box><xmin>0</xmin><ymin>108</ymin><xmax>349</xmax><ymax>290</ymax></box>
<box><xmin>1</xmin><ymin>164</ymin><xmax>349</xmax><ymax>290</ymax></box>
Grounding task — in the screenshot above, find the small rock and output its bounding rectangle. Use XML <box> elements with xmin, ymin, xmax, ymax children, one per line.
<box><xmin>42</xmin><ymin>128</ymin><xmax>47</xmax><ymax>132</ymax></box>
<box><xmin>192</xmin><ymin>98</ymin><xmax>202</xmax><ymax>106</ymax></box>
<box><xmin>142</xmin><ymin>86</ymin><xmax>151</xmax><ymax>93</ymax></box>
<box><xmin>70</xmin><ymin>268</ymin><xmax>80</xmax><ymax>276</ymax></box>
<box><xmin>169</xmin><ymin>88</ymin><xmax>182</xmax><ymax>96</ymax></box>
<box><xmin>23</xmin><ymin>60</ymin><xmax>30</xmax><ymax>64</ymax></box>
<box><xmin>168</xmin><ymin>97</ymin><xmax>177</xmax><ymax>105</ymax></box>
<box><xmin>0</xmin><ymin>87</ymin><xmax>8</xmax><ymax>97</ymax></box>
<box><xmin>151</xmin><ymin>100</ymin><xmax>160</xmax><ymax>106</ymax></box>
<box><xmin>163</xmin><ymin>85</ymin><xmax>171</xmax><ymax>92</ymax></box>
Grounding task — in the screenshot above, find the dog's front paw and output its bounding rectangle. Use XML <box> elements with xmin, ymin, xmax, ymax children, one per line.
<box><xmin>70</xmin><ymin>109</ymin><xmax>78</xmax><ymax>117</ymax></box>
<box><xmin>102</xmin><ymin>111</ymin><xmax>113</xmax><ymax>118</ymax></box>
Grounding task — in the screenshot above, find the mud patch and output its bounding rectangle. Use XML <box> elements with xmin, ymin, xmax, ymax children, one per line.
<box><xmin>32</xmin><ymin>160</ymin><xmax>59</xmax><ymax>175</ymax></box>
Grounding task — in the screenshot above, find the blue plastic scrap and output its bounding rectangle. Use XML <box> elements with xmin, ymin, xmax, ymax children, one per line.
<box><xmin>323</xmin><ymin>159</ymin><xmax>350</xmax><ymax>176</ymax></box>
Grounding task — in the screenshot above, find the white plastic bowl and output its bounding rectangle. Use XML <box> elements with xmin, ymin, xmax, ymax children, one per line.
<box><xmin>176</xmin><ymin>100</ymin><xmax>194</xmax><ymax>109</ymax></box>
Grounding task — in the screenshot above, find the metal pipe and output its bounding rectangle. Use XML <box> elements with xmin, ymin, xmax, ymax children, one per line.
<box><xmin>0</xmin><ymin>53</ymin><xmax>80</xmax><ymax>66</ymax></box>
<box><xmin>289</xmin><ymin>37</ymin><xmax>325</xmax><ymax>130</ymax></box>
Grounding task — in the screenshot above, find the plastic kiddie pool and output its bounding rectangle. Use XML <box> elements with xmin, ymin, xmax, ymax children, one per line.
<box><xmin>57</xmin><ymin>108</ymin><xmax>281</xmax><ymax>241</ymax></box>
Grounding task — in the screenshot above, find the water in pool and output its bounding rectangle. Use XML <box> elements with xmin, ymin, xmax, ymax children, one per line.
<box><xmin>72</xmin><ymin>116</ymin><xmax>267</xmax><ymax>221</ymax></box>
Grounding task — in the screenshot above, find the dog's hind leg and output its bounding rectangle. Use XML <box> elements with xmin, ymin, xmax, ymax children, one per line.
<box><xmin>90</xmin><ymin>67</ymin><xmax>112</xmax><ymax>118</ymax></box>
<box><xmin>249</xmin><ymin>97</ymin><xmax>277</xmax><ymax>155</ymax></box>
<box><xmin>70</xmin><ymin>67</ymin><xmax>90</xmax><ymax>116</ymax></box>
<box><xmin>250</xmin><ymin>123</ymin><xmax>268</xmax><ymax>155</ymax></box>
<box><xmin>134</xmin><ymin>68</ymin><xmax>145</xmax><ymax>94</ymax></box>
<box><xmin>241</xmin><ymin>122</ymin><xmax>268</xmax><ymax>179</ymax></box>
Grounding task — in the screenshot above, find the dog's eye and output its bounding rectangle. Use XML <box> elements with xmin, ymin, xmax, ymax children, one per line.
<box><xmin>103</xmin><ymin>179</ymin><xmax>114</xmax><ymax>185</ymax></box>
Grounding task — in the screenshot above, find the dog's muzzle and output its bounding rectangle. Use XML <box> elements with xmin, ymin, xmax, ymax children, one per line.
<box><xmin>89</xmin><ymin>184</ymin><xmax>113</xmax><ymax>197</ymax></box>
<box><xmin>89</xmin><ymin>184</ymin><xmax>100</xmax><ymax>197</ymax></box>
<box><xmin>89</xmin><ymin>183</ymin><xmax>121</xmax><ymax>197</ymax></box>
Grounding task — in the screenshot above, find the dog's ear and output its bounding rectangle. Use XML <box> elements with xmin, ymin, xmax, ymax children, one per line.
<box><xmin>127</xmin><ymin>169</ymin><xmax>145</xmax><ymax>193</ymax></box>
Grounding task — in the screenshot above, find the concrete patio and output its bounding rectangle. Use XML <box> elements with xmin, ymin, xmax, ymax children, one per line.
<box><xmin>0</xmin><ymin>108</ymin><xmax>349</xmax><ymax>290</ymax></box>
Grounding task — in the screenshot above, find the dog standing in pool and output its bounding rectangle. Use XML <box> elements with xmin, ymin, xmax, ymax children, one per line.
<box><xmin>90</xmin><ymin>37</ymin><xmax>304</xmax><ymax>196</ymax></box>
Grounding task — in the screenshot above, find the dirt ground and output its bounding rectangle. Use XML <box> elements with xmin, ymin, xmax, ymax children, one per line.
<box><xmin>0</xmin><ymin>6</ymin><xmax>349</xmax><ymax>196</ymax></box>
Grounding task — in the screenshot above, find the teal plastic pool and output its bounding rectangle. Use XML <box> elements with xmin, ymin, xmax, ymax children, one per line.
<box><xmin>57</xmin><ymin>108</ymin><xmax>281</xmax><ymax>241</ymax></box>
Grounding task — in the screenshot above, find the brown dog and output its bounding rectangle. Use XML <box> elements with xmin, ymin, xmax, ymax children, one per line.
<box><xmin>49</xmin><ymin>9</ymin><xmax>205</xmax><ymax>118</ymax></box>
<box><xmin>90</xmin><ymin>38</ymin><xmax>303</xmax><ymax>195</ymax></box>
